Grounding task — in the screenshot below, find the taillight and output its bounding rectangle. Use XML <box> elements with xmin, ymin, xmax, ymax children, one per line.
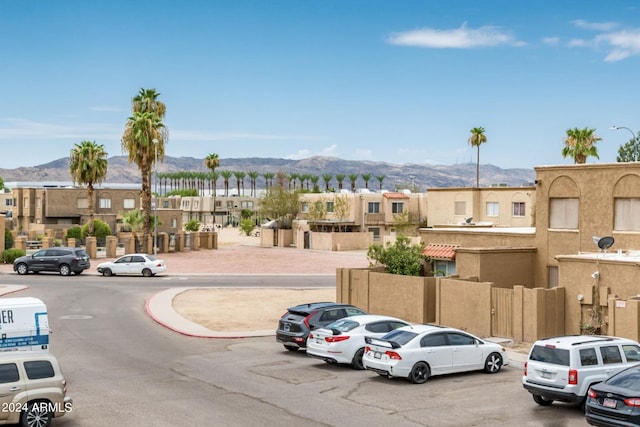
<box><xmin>303</xmin><ymin>311</ymin><xmax>317</xmax><ymax>329</ymax></box>
<box><xmin>308</xmin><ymin>333</ymin><xmax>314</xmax><ymax>339</ymax></box>
<box><xmin>365</xmin><ymin>346</ymin><xmax>371</xmax><ymax>353</ymax></box>
<box><xmin>587</xmin><ymin>388</ymin><xmax>597</xmax><ymax>399</ymax></box>
<box><xmin>524</xmin><ymin>361</ymin><xmax>528</xmax><ymax>377</ymax></box>
<box><xmin>568</xmin><ymin>369</ymin><xmax>578</xmax><ymax>385</ymax></box>
<box><xmin>386</xmin><ymin>351</ymin><xmax>402</xmax><ymax>360</ymax></box>
<box><xmin>625</xmin><ymin>398</ymin><xmax>640</xmax><ymax>407</ymax></box>
<box><xmin>325</xmin><ymin>335</ymin><xmax>350</xmax><ymax>343</ymax></box>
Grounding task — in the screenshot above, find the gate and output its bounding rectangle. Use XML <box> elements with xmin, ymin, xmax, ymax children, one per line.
<box><xmin>491</xmin><ymin>288</ymin><xmax>513</xmax><ymax>338</ymax></box>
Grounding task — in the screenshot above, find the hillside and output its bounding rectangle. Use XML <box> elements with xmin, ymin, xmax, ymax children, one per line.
<box><xmin>0</xmin><ymin>156</ymin><xmax>535</xmax><ymax>189</ymax></box>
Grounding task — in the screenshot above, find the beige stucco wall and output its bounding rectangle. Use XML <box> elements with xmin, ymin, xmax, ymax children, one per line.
<box><xmin>436</xmin><ymin>278</ymin><xmax>493</xmax><ymax>337</ymax></box>
<box><xmin>456</xmin><ymin>247</ymin><xmax>537</xmax><ymax>289</ymax></box>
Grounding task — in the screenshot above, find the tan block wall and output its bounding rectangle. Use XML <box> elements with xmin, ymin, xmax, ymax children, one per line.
<box><xmin>368</xmin><ymin>272</ymin><xmax>435</xmax><ymax>323</ymax></box>
<box><xmin>456</xmin><ymin>248</ymin><xmax>536</xmax><ymax>289</ymax></box>
<box><xmin>437</xmin><ymin>278</ymin><xmax>492</xmax><ymax>337</ymax></box>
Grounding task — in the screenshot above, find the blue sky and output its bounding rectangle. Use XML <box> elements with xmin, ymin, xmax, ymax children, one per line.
<box><xmin>1</xmin><ymin>0</ymin><xmax>639</xmax><ymax>170</ymax></box>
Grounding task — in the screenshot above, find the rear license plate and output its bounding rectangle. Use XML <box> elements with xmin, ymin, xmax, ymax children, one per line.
<box><xmin>283</xmin><ymin>323</ymin><xmax>290</xmax><ymax>332</ymax></box>
<box><xmin>374</xmin><ymin>352</ymin><xmax>382</xmax><ymax>359</ymax></box>
<box><xmin>541</xmin><ymin>371</ymin><xmax>552</xmax><ymax>379</ymax></box>
<box><xmin>603</xmin><ymin>398</ymin><xmax>617</xmax><ymax>409</ymax></box>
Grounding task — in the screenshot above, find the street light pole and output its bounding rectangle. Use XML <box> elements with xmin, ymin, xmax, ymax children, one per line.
<box><xmin>152</xmin><ymin>138</ymin><xmax>159</xmax><ymax>255</ymax></box>
<box><xmin>610</xmin><ymin>125</ymin><xmax>637</xmax><ymax>141</ymax></box>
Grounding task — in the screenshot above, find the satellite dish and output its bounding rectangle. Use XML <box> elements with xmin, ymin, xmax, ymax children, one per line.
<box><xmin>465</xmin><ymin>217</ymin><xmax>473</xmax><ymax>224</ymax></box>
<box><xmin>592</xmin><ymin>236</ymin><xmax>601</xmax><ymax>245</ymax></box>
<box><xmin>597</xmin><ymin>236</ymin><xmax>615</xmax><ymax>251</ymax></box>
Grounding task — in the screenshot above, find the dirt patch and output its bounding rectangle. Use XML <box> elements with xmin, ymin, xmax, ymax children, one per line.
<box><xmin>172</xmin><ymin>288</ymin><xmax>336</xmax><ymax>332</ymax></box>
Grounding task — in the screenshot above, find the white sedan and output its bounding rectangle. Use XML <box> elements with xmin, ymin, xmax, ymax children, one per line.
<box><xmin>306</xmin><ymin>315</ymin><xmax>410</xmax><ymax>370</ymax></box>
<box><xmin>363</xmin><ymin>324</ymin><xmax>508</xmax><ymax>384</ymax></box>
<box><xmin>97</xmin><ymin>254</ymin><xmax>167</xmax><ymax>277</ymax></box>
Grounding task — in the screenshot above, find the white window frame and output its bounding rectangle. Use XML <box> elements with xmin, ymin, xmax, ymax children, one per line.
<box><xmin>486</xmin><ymin>202</ymin><xmax>499</xmax><ymax>217</ymax></box>
<box><xmin>99</xmin><ymin>198</ymin><xmax>111</xmax><ymax>209</ymax></box>
<box><xmin>123</xmin><ymin>198</ymin><xmax>135</xmax><ymax>209</ymax></box>
<box><xmin>614</xmin><ymin>198</ymin><xmax>640</xmax><ymax>231</ymax></box>
<box><xmin>549</xmin><ymin>198</ymin><xmax>579</xmax><ymax>229</ymax></box>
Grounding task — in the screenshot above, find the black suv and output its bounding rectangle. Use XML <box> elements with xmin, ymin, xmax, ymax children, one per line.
<box><xmin>14</xmin><ymin>247</ymin><xmax>91</xmax><ymax>276</ymax></box>
<box><xmin>276</xmin><ymin>302</ymin><xmax>367</xmax><ymax>351</ymax></box>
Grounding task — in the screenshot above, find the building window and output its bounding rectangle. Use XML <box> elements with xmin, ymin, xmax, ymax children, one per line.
<box><xmin>550</xmin><ymin>198</ymin><xmax>579</xmax><ymax>229</ymax></box>
<box><xmin>215</xmin><ymin>201</ymin><xmax>222</xmax><ymax>208</ymax></box>
<box><xmin>369</xmin><ymin>227</ymin><xmax>380</xmax><ymax>241</ymax></box>
<box><xmin>99</xmin><ymin>198</ymin><xmax>111</xmax><ymax>209</ymax></box>
<box><xmin>241</xmin><ymin>201</ymin><xmax>254</xmax><ymax>209</ymax></box>
<box><xmin>325</xmin><ymin>201</ymin><xmax>334</xmax><ymax>213</ymax></box>
<box><xmin>193</xmin><ymin>200</ymin><xmax>199</xmax><ymax>209</ymax></box>
<box><xmin>434</xmin><ymin>260</ymin><xmax>456</xmax><ymax>277</ymax></box>
<box><xmin>301</xmin><ymin>202</ymin><xmax>309</xmax><ymax>213</ymax></box>
<box><xmin>614</xmin><ymin>198</ymin><xmax>640</xmax><ymax>231</ymax></box>
<box><xmin>163</xmin><ymin>200</ymin><xmax>169</xmax><ymax>208</ymax></box>
<box><xmin>4</xmin><ymin>199</ymin><xmax>12</xmax><ymax>206</ymax></box>
<box><xmin>486</xmin><ymin>202</ymin><xmax>499</xmax><ymax>217</ymax></box>
<box><xmin>392</xmin><ymin>202</ymin><xmax>403</xmax><ymax>214</ymax></box>
<box><xmin>368</xmin><ymin>202</ymin><xmax>380</xmax><ymax>213</ymax></box>
<box><xmin>77</xmin><ymin>198</ymin><xmax>88</xmax><ymax>209</ymax></box>
<box><xmin>182</xmin><ymin>200</ymin><xmax>190</xmax><ymax>208</ymax></box>
<box><xmin>171</xmin><ymin>218</ymin><xmax>177</xmax><ymax>228</ymax></box>
<box><xmin>226</xmin><ymin>201</ymin><xmax>234</xmax><ymax>209</ymax></box>
<box><xmin>548</xmin><ymin>266</ymin><xmax>559</xmax><ymax>288</ymax></box>
<box><xmin>512</xmin><ymin>202</ymin><xmax>525</xmax><ymax>217</ymax></box>
<box><xmin>123</xmin><ymin>198</ymin><xmax>135</xmax><ymax>209</ymax></box>
<box><xmin>455</xmin><ymin>201</ymin><xmax>466</xmax><ymax>215</ymax></box>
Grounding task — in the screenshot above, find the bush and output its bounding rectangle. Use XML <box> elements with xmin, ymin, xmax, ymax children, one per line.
<box><xmin>2</xmin><ymin>248</ymin><xmax>24</xmax><ymax>264</ymax></box>
<box><xmin>66</xmin><ymin>226</ymin><xmax>82</xmax><ymax>240</ymax></box>
<box><xmin>367</xmin><ymin>235</ymin><xmax>427</xmax><ymax>276</ymax></box>
<box><xmin>4</xmin><ymin>229</ymin><xmax>13</xmax><ymax>250</ymax></box>
<box><xmin>184</xmin><ymin>219</ymin><xmax>200</xmax><ymax>232</ymax></box>
<box><xmin>81</xmin><ymin>219</ymin><xmax>112</xmax><ymax>239</ymax></box>
<box><xmin>239</xmin><ymin>218</ymin><xmax>255</xmax><ymax>236</ymax></box>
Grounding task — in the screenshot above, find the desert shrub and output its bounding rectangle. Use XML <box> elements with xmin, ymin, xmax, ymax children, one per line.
<box><xmin>4</xmin><ymin>229</ymin><xmax>13</xmax><ymax>250</ymax></box>
<box><xmin>239</xmin><ymin>218</ymin><xmax>255</xmax><ymax>236</ymax></box>
<box><xmin>2</xmin><ymin>248</ymin><xmax>24</xmax><ymax>264</ymax></box>
<box><xmin>81</xmin><ymin>219</ymin><xmax>112</xmax><ymax>239</ymax></box>
<box><xmin>184</xmin><ymin>219</ymin><xmax>200</xmax><ymax>232</ymax></box>
<box><xmin>66</xmin><ymin>226</ymin><xmax>82</xmax><ymax>240</ymax></box>
<box><xmin>367</xmin><ymin>235</ymin><xmax>427</xmax><ymax>276</ymax></box>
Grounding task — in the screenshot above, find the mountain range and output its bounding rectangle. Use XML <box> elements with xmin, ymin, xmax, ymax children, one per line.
<box><xmin>0</xmin><ymin>156</ymin><xmax>535</xmax><ymax>190</ymax></box>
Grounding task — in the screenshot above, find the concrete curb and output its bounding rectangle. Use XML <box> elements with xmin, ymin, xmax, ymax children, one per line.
<box><xmin>0</xmin><ymin>285</ymin><xmax>29</xmax><ymax>296</ymax></box>
<box><xmin>145</xmin><ymin>287</ymin><xmax>276</xmax><ymax>339</ymax></box>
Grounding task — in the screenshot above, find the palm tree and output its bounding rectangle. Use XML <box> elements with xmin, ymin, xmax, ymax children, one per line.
<box><xmin>361</xmin><ymin>173</ymin><xmax>371</xmax><ymax>189</ymax></box>
<box><xmin>233</xmin><ymin>171</ymin><xmax>245</xmax><ymax>196</ymax></box>
<box><xmin>263</xmin><ymin>172</ymin><xmax>275</xmax><ymax>191</ymax></box>
<box><xmin>376</xmin><ymin>175</ymin><xmax>385</xmax><ymax>191</ymax></box>
<box><xmin>468</xmin><ymin>127</ymin><xmax>487</xmax><ymax>187</ymax></box>
<box><xmin>247</xmin><ymin>171</ymin><xmax>259</xmax><ymax>197</ymax></box>
<box><xmin>69</xmin><ymin>140</ymin><xmax>108</xmax><ymax>237</ymax></box>
<box><xmin>322</xmin><ymin>173</ymin><xmax>332</xmax><ymax>192</ymax></box>
<box><xmin>204</xmin><ymin>153</ymin><xmax>220</xmax><ymax>223</ymax></box>
<box><xmin>310</xmin><ymin>175</ymin><xmax>320</xmax><ymax>192</ymax></box>
<box><xmin>335</xmin><ymin>174</ymin><xmax>345</xmax><ymax>191</ymax></box>
<box><xmin>221</xmin><ymin>170</ymin><xmax>233</xmax><ymax>196</ymax></box>
<box><xmin>348</xmin><ymin>173</ymin><xmax>359</xmax><ymax>192</ymax></box>
<box><xmin>289</xmin><ymin>173</ymin><xmax>299</xmax><ymax>190</ymax></box>
<box><xmin>121</xmin><ymin>88</ymin><xmax>168</xmax><ymax>239</ymax></box>
<box><xmin>562</xmin><ymin>127</ymin><xmax>601</xmax><ymax>164</ymax></box>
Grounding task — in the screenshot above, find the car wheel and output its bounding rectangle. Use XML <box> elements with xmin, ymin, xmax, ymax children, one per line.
<box><xmin>409</xmin><ymin>362</ymin><xmax>430</xmax><ymax>384</ymax></box>
<box><xmin>102</xmin><ymin>268</ymin><xmax>113</xmax><ymax>277</ymax></box>
<box><xmin>351</xmin><ymin>348</ymin><xmax>365</xmax><ymax>370</ymax></box>
<box><xmin>142</xmin><ymin>268</ymin><xmax>152</xmax><ymax>277</ymax></box>
<box><xmin>16</xmin><ymin>263</ymin><xmax>29</xmax><ymax>275</ymax></box>
<box><xmin>484</xmin><ymin>352</ymin><xmax>503</xmax><ymax>373</ymax></box>
<box><xmin>20</xmin><ymin>400</ymin><xmax>53</xmax><ymax>427</ymax></box>
<box><xmin>284</xmin><ymin>345</ymin><xmax>299</xmax><ymax>352</ymax></box>
<box><xmin>59</xmin><ymin>264</ymin><xmax>71</xmax><ymax>276</ymax></box>
<box><xmin>532</xmin><ymin>394</ymin><xmax>553</xmax><ymax>406</ymax></box>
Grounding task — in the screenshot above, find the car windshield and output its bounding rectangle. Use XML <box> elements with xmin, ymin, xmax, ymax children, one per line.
<box><xmin>606</xmin><ymin>365</ymin><xmax>640</xmax><ymax>390</ymax></box>
<box><xmin>529</xmin><ymin>345</ymin><xmax>570</xmax><ymax>366</ymax></box>
<box><xmin>325</xmin><ymin>319</ymin><xmax>359</xmax><ymax>333</ymax></box>
<box><xmin>381</xmin><ymin>329</ymin><xmax>418</xmax><ymax>346</ymax></box>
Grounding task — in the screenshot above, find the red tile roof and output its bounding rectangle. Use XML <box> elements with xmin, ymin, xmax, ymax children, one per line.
<box><xmin>423</xmin><ymin>244</ymin><xmax>459</xmax><ymax>260</ymax></box>
<box><xmin>383</xmin><ymin>192</ymin><xmax>410</xmax><ymax>199</ymax></box>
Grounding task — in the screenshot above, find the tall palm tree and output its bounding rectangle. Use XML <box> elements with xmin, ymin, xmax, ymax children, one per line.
<box><xmin>233</xmin><ymin>171</ymin><xmax>246</xmax><ymax>196</ymax></box>
<box><xmin>289</xmin><ymin>173</ymin><xmax>299</xmax><ymax>190</ymax></box>
<box><xmin>322</xmin><ymin>173</ymin><xmax>332</xmax><ymax>192</ymax></box>
<box><xmin>468</xmin><ymin>127</ymin><xmax>487</xmax><ymax>187</ymax></box>
<box><xmin>69</xmin><ymin>140</ymin><xmax>108</xmax><ymax>237</ymax></box>
<box><xmin>247</xmin><ymin>171</ymin><xmax>259</xmax><ymax>197</ymax></box>
<box><xmin>562</xmin><ymin>127</ymin><xmax>601</xmax><ymax>164</ymax></box>
<box><xmin>121</xmin><ymin>88</ymin><xmax>168</xmax><ymax>239</ymax></box>
<box><xmin>310</xmin><ymin>175</ymin><xmax>320</xmax><ymax>192</ymax></box>
<box><xmin>335</xmin><ymin>174</ymin><xmax>345</xmax><ymax>191</ymax></box>
<box><xmin>204</xmin><ymin>153</ymin><xmax>220</xmax><ymax>223</ymax></box>
<box><xmin>263</xmin><ymin>172</ymin><xmax>275</xmax><ymax>191</ymax></box>
<box><xmin>348</xmin><ymin>174</ymin><xmax>359</xmax><ymax>192</ymax></box>
<box><xmin>361</xmin><ymin>173</ymin><xmax>371</xmax><ymax>189</ymax></box>
<box><xmin>221</xmin><ymin>170</ymin><xmax>233</xmax><ymax>196</ymax></box>
<box><xmin>376</xmin><ymin>175</ymin><xmax>385</xmax><ymax>191</ymax></box>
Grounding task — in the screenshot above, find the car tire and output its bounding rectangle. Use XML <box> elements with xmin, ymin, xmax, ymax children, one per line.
<box><xmin>102</xmin><ymin>268</ymin><xmax>113</xmax><ymax>277</ymax></box>
<box><xmin>142</xmin><ymin>268</ymin><xmax>152</xmax><ymax>277</ymax></box>
<box><xmin>284</xmin><ymin>345</ymin><xmax>298</xmax><ymax>352</ymax></box>
<box><xmin>16</xmin><ymin>263</ymin><xmax>29</xmax><ymax>275</ymax></box>
<box><xmin>409</xmin><ymin>362</ymin><xmax>430</xmax><ymax>384</ymax></box>
<box><xmin>351</xmin><ymin>348</ymin><xmax>365</xmax><ymax>370</ymax></box>
<box><xmin>484</xmin><ymin>352</ymin><xmax>503</xmax><ymax>373</ymax></box>
<box><xmin>59</xmin><ymin>264</ymin><xmax>71</xmax><ymax>276</ymax></box>
<box><xmin>532</xmin><ymin>394</ymin><xmax>553</xmax><ymax>406</ymax></box>
<box><xmin>20</xmin><ymin>400</ymin><xmax>53</xmax><ymax>427</ymax></box>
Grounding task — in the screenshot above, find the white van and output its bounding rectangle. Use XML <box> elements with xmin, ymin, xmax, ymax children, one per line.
<box><xmin>0</xmin><ymin>297</ymin><xmax>49</xmax><ymax>353</ymax></box>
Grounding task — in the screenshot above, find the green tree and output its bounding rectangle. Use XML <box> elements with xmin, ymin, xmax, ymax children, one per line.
<box><xmin>348</xmin><ymin>174</ymin><xmax>359</xmax><ymax>192</ymax></box>
<box><xmin>468</xmin><ymin>127</ymin><xmax>487</xmax><ymax>187</ymax></box>
<box><xmin>562</xmin><ymin>127</ymin><xmax>601</xmax><ymax>164</ymax></box>
<box><xmin>247</xmin><ymin>171</ymin><xmax>259</xmax><ymax>197</ymax></box>
<box><xmin>233</xmin><ymin>171</ymin><xmax>246</xmax><ymax>196</ymax></box>
<box><xmin>69</xmin><ymin>140</ymin><xmax>108</xmax><ymax>237</ymax></box>
<box><xmin>260</xmin><ymin>185</ymin><xmax>300</xmax><ymax>229</ymax></box>
<box><xmin>220</xmin><ymin>170</ymin><xmax>233</xmax><ymax>196</ymax></box>
<box><xmin>335</xmin><ymin>174</ymin><xmax>345</xmax><ymax>191</ymax></box>
<box><xmin>239</xmin><ymin>218</ymin><xmax>255</xmax><ymax>236</ymax></box>
<box><xmin>184</xmin><ymin>219</ymin><xmax>200</xmax><ymax>232</ymax></box>
<box><xmin>4</xmin><ymin>229</ymin><xmax>14</xmax><ymax>250</ymax></box>
<box><xmin>263</xmin><ymin>172</ymin><xmax>275</xmax><ymax>190</ymax></box>
<box><xmin>121</xmin><ymin>88</ymin><xmax>168</xmax><ymax>241</ymax></box>
<box><xmin>322</xmin><ymin>174</ymin><xmax>332</xmax><ymax>191</ymax></box>
<box><xmin>309</xmin><ymin>175</ymin><xmax>320</xmax><ymax>192</ymax></box>
<box><xmin>120</xmin><ymin>209</ymin><xmax>144</xmax><ymax>232</ymax></box>
<box><xmin>617</xmin><ymin>133</ymin><xmax>640</xmax><ymax>162</ymax></box>
<box><xmin>376</xmin><ymin>175</ymin><xmax>385</xmax><ymax>191</ymax></box>
<box><xmin>0</xmin><ymin>176</ymin><xmax>4</xmax><ymax>191</ymax></box>
<box><xmin>81</xmin><ymin>219</ymin><xmax>111</xmax><ymax>240</ymax></box>
<box><xmin>204</xmin><ymin>153</ymin><xmax>220</xmax><ymax>223</ymax></box>
<box><xmin>361</xmin><ymin>173</ymin><xmax>371</xmax><ymax>189</ymax></box>
<box><xmin>333</xmin><ymin>195</ymin><xmax>351</xmax><ymax>232</ymax></box>
<box><xmin>367</xmin><ymin>235</ymin><xmax>426</xmax><ymax>276</ymax></box>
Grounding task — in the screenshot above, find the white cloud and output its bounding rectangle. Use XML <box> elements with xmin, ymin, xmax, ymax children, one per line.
<box><xmin>568</xmin><ymin>38</ymin><xmax>589</xmax><ymax>47</ymax></box>
<box><xmin>595</xmin><ymin>29</ymin><xmax>640</xmax><ymax>62</ymax></box>
<box><xmin>543</xmin><ymin>37</ymin><xmax>560</xmax><ymax>45</ymax></box>
<box><xmin>285</xmin><ymin>144</ymin><xmax>339</xmax><ymax>160</ymax></box>
<box><xmin>0</xmin><ymin>117</ymin><xmax>118</xmax><ymax>140</ymax></box>
<box><xmin>571</xmin><ymin>19</ymin><xmax>619</xmax><ymax>32</ymax></box>
<box><xmin>387</xmin><ymin>23</ymin><xmax>523</xmax><ymax>48</ymax></box>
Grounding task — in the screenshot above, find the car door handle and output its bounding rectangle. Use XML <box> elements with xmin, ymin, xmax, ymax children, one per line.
<box><xmin>9</xmin><ymin>386</ymin><xmax>21</xmax><ymax>392</ymax></box>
